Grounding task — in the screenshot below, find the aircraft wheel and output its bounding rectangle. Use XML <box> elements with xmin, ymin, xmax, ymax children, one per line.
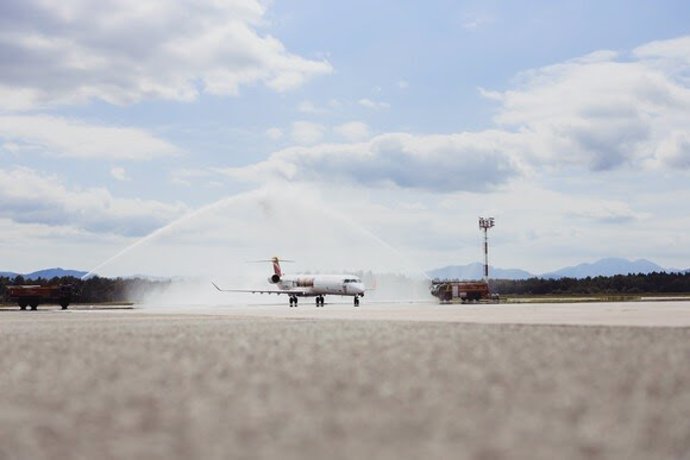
<box><xmin>30</xmin><ymin>302</ymin><xmax>38</xmax><ymax>311</ymax></box>
<box><xmin>354</xmin><ymin>297</ymin><xmax>360</xmax><ymax>307</ymax></box>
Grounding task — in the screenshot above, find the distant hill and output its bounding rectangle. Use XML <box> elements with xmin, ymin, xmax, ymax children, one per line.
<box><xmin>540</xmin><ymin>258</ymin><xmax>667</xmax><ymax>279</ymax></box>
<box><xmin>427</xmin><ymin>263</ymin><xmax>533</xmax><ymax>280</ymax></box>
<box><xmin>27</xmin><ymin>268</ymin><xmax>89</xmax><ymax>279</ymax></box>
<box><xmin>0</xmin><ymin>268</ymin><xmax>88</xmax><ymax>280</ymax></box>
<box><xmin>428</xmin><ymin>257</ymin><xmax>679</xmax><ymax>280</ymax></box>
<box><xmin>2</xmin><ymin>259</ymin><xmax>686</xmax><ymax>282</ymax></box>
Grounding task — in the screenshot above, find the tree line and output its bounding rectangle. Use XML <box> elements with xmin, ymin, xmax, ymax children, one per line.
<box><xmin>3</xmin><ymin>271</ymin><xmax>690</xmax><ymax>305</ymax></box>
<box><xmin>0</xmin><ymin>275</ymin><xmax>170</xmax><ymax>304</ymax></box>
<box><xmin>489</xmin><ymin>271</ymin><xmax>690</xmax><ymax>296</ymax></box>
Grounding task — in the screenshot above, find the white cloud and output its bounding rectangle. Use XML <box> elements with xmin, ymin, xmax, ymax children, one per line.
<box><xmin>220</xmin><ymin>36</ymin><xmax>690</xmax><ymax>194</ymax></box>
<box><xmin>334</xmin><ymin>121</ymin><xmax>370</xmax><ymax>142</ymax></box>
<box><xmin>297</xmin><ymin>100</ymin><xmax>326</xmax><ymax>114</ymax></box>
<box><xmin>491</xmin><ymin>37</ymin><xmax>690</xmax><ymax>171</ymax></box>
<box><xmin>569</xmin><ymin>200</ymin><xmax>649</xmax><ymax>224</ymax></box>
<box><xmin>0</xmin><ymin>167</ymin><xmax>187</xmax><ymax>236</ymax></box>
<box><xmin>222</xmin><ymin>131</ymin><xmax>525</xmax><ymax>192</ymax></box>
<box><xmin>633</xmin><ymin>36</ymin><xmax>690</xmax><ymax>66</ymax></box>
<box><xmin>291</xmin><ymin>121</ymin><xmax>325</xmax><ymax>145</ymax></box>
<box><xmin>265</xmin><ymin>127</ymin><xmax>284</xmax><ymax>140</ymax></box>
<box><xmin>328</xmin><ymin>99</ymin><xmax>342</xmax><ymax>109</ymax></box>
<box><xmin>110</xmin><ymin>167</ymin><xmax>130</xmax><ymax>181</ymax></box>
<box><xmin>358</xmin><ymin>98</ymin><xmax>390</xmax><ymax>110</ymax></box>
<box><xmin>0</xmin><ymin>217</ymin><xmax>129</xmax><ymax>273</ymax></box>
<box><xmin>654</xmin><ymin>131</ymin><xmax>690</xmax><ymax>168</ymax></box>
<box><xmin>0</xmin><ymin>0</ymin><xmax>332</xmax><ymax>110</ymax></box>
<box><xmin>0</xmin><ymin>115</ymin><xmax>179</xmax><ymax>160</ymax></box>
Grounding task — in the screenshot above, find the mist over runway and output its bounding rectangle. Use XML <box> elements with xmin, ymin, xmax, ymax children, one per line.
<box><xmin>137</xmin><ymin>300</ymin><xmax>690</xmax><ymax>328</ymax></box>
<box><xmin>2</xmin><ymin>302</ymin><xmax>690</xmax><ymax>459</ymax></box>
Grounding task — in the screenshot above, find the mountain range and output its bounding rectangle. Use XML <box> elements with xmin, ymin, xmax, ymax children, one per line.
<box><xmin>1</xmin><ymin>258</ymin><xmax>688</xmax><ymax>281</ymax></box>
<box><xmin>0</xmin><ymin>268</ymin><xmax>89</xmax><ymax>280</ymax></box>
<box><xmin>427</xmin><ymin>263</ymin><xmax>533</xmax><ymax>280</ymax></box>
<box><xmin>427</xmin><ymin>258</ymin><xmax>688</xmax><ymax>280</ymax></box>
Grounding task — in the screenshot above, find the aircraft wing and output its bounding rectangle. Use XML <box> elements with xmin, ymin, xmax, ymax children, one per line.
<box><xmin>212</xmin><ymin>283</ymin><xmax>313</xmax><ymax>297</ymax></box>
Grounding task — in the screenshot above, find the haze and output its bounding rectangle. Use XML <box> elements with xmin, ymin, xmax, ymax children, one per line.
<box><xmin>2</xmin><ymin>1</ymin><xmax>690</xmax><ymax>276</ymax></box>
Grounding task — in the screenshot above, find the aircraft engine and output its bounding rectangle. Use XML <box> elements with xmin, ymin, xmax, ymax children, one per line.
<box><xmin>269</xmin><ymin>274</ymin><xmax>281</xmax><ymax>284</ymax></box>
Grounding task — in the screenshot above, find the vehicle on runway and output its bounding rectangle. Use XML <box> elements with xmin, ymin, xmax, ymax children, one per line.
<box><xmin>7</xmin><ymin>284</ymin><xmax>74</xmax><ymax>310</ymax></box>
<box><xmin>430</xmin><ymin>280</ymin><xmax>498</xmax><ymax>303</ymax></box>
<box><xmin>213</xmin><ymin>257</ymin><xmax>366</xmax><ymax>307</ymax></box>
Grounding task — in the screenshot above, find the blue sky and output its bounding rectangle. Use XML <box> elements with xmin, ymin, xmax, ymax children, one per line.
<box><xmin>2</xmin><ymin>0</ymin><xmax>690</xmax><ymax>276</ymax></box>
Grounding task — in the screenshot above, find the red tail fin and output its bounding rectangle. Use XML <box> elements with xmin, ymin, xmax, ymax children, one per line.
<box><xmin>272</xmin><ymin>256</ymin><xmax>282</xmax><ymax>277</ymax></box>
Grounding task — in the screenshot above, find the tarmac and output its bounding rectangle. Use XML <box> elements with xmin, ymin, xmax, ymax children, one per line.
<box><xmin>1</xmin><ymin>301</ymin><xmax>689</xmax><ymax>460</ymax></box>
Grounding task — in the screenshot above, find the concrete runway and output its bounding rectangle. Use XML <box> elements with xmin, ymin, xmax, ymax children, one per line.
<box><xmin>1</xmin><ymin>302</ymin><xmax>690</xmax><ymax>459</ymax></box>
<box><xmin>143</xmin><ymin>299</ymin><xmax>690</xmax><ymax>327</ymax></box>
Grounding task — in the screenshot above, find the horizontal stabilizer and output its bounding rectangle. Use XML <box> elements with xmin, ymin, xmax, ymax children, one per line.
<box><xmin>211</xmin><ymin>282</ymin><xmax>310</xmax><ymax>296</ymax></box>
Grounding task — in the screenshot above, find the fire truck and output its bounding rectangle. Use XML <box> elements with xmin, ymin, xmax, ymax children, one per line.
<box><xmin>430</xmin><ymin>280</ymin><xmax>492</xmax><ymax>303</ymax></box>
<box><xmin>6</xmin><ymin>284</ymin><xmax>74</xmax><ymax>310</ymax></box>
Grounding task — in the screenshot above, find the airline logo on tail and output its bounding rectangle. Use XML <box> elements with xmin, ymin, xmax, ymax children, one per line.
<box><xmin>272</xmin><ymin>256</ymin><xmax>282</xmax><ymax>277</ymax></box>
<box><xmin>269</xmin><ymin>256</ymin><xmax>289</xmax><ymax>284</ymax></box>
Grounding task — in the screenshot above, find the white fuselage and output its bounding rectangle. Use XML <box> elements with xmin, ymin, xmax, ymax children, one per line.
<box><xmin>277</xmin><ymin>274</ymin><xmax>365</xmax><ymax>297</ymax></box>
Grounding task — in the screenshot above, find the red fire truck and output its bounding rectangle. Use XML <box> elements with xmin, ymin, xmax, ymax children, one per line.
<box><xmin>6</xmin><ymin>284</ymin><xmax>74</xmax><ymax>310</ymax></box>
<box><xmin>430</xmin><ymin>280</ymin><xmax>492</xmax><ymax>303</ymax></box>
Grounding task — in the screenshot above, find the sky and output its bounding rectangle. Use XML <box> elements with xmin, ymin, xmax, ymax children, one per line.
<box><xmin>2</xmin><ymin>0</ymin><xmax>690</xmax><ymax>276</ymax></box>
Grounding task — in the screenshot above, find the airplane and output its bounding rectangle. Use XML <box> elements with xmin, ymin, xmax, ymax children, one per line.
<box><xmin>212</xmin><ymin>257</ymin><xmax>366</xmax><ymax>307</ymax></box>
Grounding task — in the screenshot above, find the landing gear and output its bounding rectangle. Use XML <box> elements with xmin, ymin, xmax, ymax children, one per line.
<box><xmin>354</xmin><ymin>296</ymin><xmax>360</xmax><ymax>307</ymax></box>
<box><xmin>315</xmin><ymin>296</ymin><xmax>325</xmax><ymax>307</ymax></box>
<box><xmin>289</xmin><ymin>296</ymin><xmax>298</xmax><ymax>307</ymax></box>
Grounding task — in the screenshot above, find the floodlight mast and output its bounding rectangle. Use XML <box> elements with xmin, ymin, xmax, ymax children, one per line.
<box><xmin>478</xmin><ymin>217</ymin><xmax>495</xmax><ymax>283</ymax></box>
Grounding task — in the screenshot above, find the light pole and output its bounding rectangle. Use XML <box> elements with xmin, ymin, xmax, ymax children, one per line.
<box><xmin>478</xmin><ymin>217</ymin><xmax>495</xmax><ymax>282</ymax></box>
